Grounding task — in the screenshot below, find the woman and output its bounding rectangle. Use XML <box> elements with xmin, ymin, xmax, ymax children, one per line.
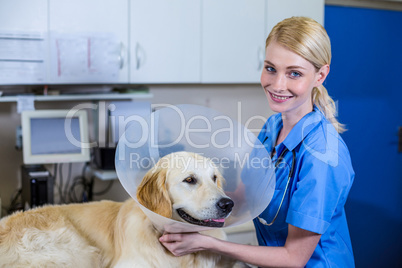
<box><xmin>160</xmin><ymin>17</ymin><xmax>355</xmax><ymax>267</ymax></box>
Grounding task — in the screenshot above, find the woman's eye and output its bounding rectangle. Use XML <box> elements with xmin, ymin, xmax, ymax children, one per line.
<box><xmin>184</xmin><ymin>177</ymin><xmax>196</xmax><ymax>184</ymax></box>
<box><xmin>265</xmin><ymin>66</ymin><xmax>276</xmax><ymax>72</ymax></box>
<box><xmin>290</xmin><ymin>71</ymin><xmax>302</xmax><ymax>78</ymax></box>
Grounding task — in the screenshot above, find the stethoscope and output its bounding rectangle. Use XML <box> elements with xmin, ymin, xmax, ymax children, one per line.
<box><xmin>257</xmin><ymin>141</ymin><xmax>296</xmax><ymax>226</ymax></box>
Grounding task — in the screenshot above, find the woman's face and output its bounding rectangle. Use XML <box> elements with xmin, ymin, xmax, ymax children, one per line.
<box><xmin>261</xmin><ymin>41</ymin><xmax>327</xmax><ymax>117</ymax></box>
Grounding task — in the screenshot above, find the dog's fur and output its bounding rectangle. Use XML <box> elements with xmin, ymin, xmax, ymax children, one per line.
<box><xmin>0</xmin><ymin>152</ymin><xmax>236</xmax><ymax>267</ymax></box>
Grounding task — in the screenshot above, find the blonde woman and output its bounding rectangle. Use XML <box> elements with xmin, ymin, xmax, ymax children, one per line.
<box><xmin>160</xmin><ymin>17</ymin><xmax>355</xmax><ymax>267</ymax></box>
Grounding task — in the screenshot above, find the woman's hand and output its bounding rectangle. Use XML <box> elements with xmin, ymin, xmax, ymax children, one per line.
<box><xmin>159</xmin><ymin>224</ymin><xmax>320</xmax><ymax>267</ymax></box>
<box><xmin>159</xmin><ymin>232</ymin><xmax>211</xmax><ymax>256</ymax></box>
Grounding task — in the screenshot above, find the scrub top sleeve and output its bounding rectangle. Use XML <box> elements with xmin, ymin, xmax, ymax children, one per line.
<box><xmin>286</xmin><ymin>150</ymin><xmax>353</xmax><ymax>234</ymax></box>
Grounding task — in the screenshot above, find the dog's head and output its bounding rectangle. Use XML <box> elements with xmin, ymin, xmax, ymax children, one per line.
<box><xmin>136</xmin><ymin>151</ymin><xmax>234</xmax><ymax>227</ymax></box>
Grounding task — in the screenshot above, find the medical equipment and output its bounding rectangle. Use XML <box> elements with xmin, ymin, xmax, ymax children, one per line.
<box><xmin>258</xmin><ymin>147</ymin><xmax>296</xmax><ymax>226</ymax></box>
<box><xmin>21</xmin><ymin>165</ymin><xmax>54</xmax><ymax>208</ymax></box>
<box><xmin>21</xmin><ymin>109</ymin><xmax>90</xmax><ymax>164</ymax></box>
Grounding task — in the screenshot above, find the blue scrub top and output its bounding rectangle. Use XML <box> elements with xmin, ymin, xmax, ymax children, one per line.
<box><xmin>253</xmin><ymin>106</ymin><xmax>355</xmax><ymax>267</ymax></box>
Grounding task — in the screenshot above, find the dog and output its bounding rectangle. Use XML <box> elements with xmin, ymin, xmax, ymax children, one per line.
<box><xmin>0</xmin><ymin>152</ymin><xmax>236</xmax><ymax>267</ymax></box>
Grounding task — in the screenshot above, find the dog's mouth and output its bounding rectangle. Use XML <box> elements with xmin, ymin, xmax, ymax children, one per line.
<box><xmin>176</xmin><ymin>209</ymin><xmax>226</xmax><ymax>227</ymax></box>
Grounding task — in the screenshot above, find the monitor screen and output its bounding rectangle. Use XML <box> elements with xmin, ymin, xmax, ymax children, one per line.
<box><xmin>22</xmin><ymin>109</ymin><xmax>90</xmax><ymax>164</ymax></box>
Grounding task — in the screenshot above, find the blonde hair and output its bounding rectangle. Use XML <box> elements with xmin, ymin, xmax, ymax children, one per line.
<box><xmin>266</xmin><ymin>17</ymin><xmax>346</xmax><ymax>133</ymax></box>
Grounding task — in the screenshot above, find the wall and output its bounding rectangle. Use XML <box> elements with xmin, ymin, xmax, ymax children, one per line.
<box><xmin>325</xmin><ymin>5</ymin><xmax>402</xmax><ymax>267</ymax></box>
<box><xmin>0</xmin><ymin>84</ymin><xmax>273</xmax><ymax>217</ymax></box>
<box><xmin>0</xmin><ymin>103</ymin><xmax>22</xmax><ymax>216</ymax></box>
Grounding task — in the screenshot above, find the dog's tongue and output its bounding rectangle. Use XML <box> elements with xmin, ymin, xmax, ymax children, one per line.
<box><xmin>204</xmin><ymin>218</ymin><xmax>225</xmax><ymax>223</ymax></box>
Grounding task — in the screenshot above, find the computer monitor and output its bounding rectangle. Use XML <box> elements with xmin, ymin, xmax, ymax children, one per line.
<box><xmin>21</xmin><ymin>109</ymin><xmax>90</xmax><ymax>164</ymax></box>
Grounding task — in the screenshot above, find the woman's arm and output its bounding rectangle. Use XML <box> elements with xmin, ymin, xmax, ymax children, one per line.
<box><xmin>159</xmin><ymin>224</ymin><xmax>321</xmax><ymax>268</ymax></box>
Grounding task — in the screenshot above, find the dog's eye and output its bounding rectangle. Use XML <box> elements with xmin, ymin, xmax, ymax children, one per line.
<box><xmin>183</xmin><ymin>177</ymin><xmax>197</xmax><ymax>184</ymax></box>
<box><xmin>212</xmin><ymin>175</ymin><xmax>217</xmax><ymax>182</ymax></box>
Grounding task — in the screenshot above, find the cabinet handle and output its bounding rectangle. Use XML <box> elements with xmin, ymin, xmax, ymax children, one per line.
<box><xmin>135</xmin><ymin>42</ymin><xmax>141</xmax><ymax>70</ymax></box>
<box><xmin>118</xmin><ymin>42</ymin><xmax>124</xmax><ymax>69</ymax></box>
<box><xmin>257</xmin><ymin>46</ymin><xmax>264</xmax><ymax>71</ymax></box>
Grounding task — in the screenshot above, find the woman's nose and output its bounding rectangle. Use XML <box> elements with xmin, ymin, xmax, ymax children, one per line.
<box><xmin>271</xmin><ymin>74</ymin><xmax>286</xmax><ymax>92</ymax></box>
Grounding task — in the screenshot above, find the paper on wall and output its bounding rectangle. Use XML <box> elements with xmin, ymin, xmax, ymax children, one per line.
<box><xmin>0</xmin><ymin>31</ymin><xmax>47</xmax><ymax>84</ymax></box>
<box><xmin>17</xmin><ymin>95</ymin><xmax>35</xmax><ymax>114</ymax></box>
<box><xmin>49</xmin><ymin>32</ymin><xmax>121</xmax><ymax>83</ymax></box>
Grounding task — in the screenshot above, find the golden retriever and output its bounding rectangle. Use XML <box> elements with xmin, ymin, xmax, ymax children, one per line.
<box><xmin>0</xmin><ymin>152</ymin><xmax>236</xmax><ymax>267</ymax></box>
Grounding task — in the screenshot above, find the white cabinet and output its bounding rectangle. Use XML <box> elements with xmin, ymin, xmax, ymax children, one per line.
<box><xmin>129</xmin><ymin>0</ymin><xmax>201</xmax><ymax>84</ymax></box>
<box><xmin>201</xmin><ymin>0</ymin><xmax>324</xmax><ymax>84</ymax></box>
<box><xmin>265</xmin><ymin>0</ymin><xmax>325</xmax><ymax>36</ymax></box>
<box><xmin>201</xmin><ymin>0</ymin><xmax>266</xmax><ymax>84</ymax></box>
<box><xmin>0</xmin><ymin>0</ymin><xmax>47</xmax><ymax>32</ymax></box>
<box><xmin>0</xmin><ymin>0</ymin><xmax>48</xmax><ymax>85</ymax></box>
<box><xmin>48</xmin><ymin>0</ymin><xmax>129</xmax><ymax>84</ymax></box>
<box><xmin>0</xmin><ymin>0</ymin><xmax>325</xmax><ymax>85</ymax></box>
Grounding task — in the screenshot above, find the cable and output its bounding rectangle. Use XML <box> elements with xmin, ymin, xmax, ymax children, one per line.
<box><xmin>62</xmin><ymin>162</ymin><xmax>116</xmax><ymax>204</ymax></box>
<box><xmin>58</xmin><ymin>163</ymin><xmax>65</xmax><ymax>203</ymax></box>
<box><xmin>53</xmin><ymin>163</ymin><xmax>59</xmax><ymax>202</ymax></box>
<box><xmin>7</xmin><ymin>189</ymin><xmax>23</xmax><ymax>215</ymax></box>
<box><xmin>69</xmin><ymin>175</ymin><xmax>86</xmax><ymax>203</ymax></box>
<box><xmin>53</xmin><ymin>164</ymin><xmax>58</xmax><ymax>180</ymax></box>
<box><xmin>54</xmin><ymin>163</ymin><xmax>64</xmax><ymax>203</ymax></box>
<box><xmin>67</xmin><ymin>162</ymin><xmax>91</xmax><ymax>203</ymax></box>
<box><xmin>93</xmin><ymin>179</ymin><xmax>114</xmax><ymax>196</ymax></box>
<box><xmin>62</xmin><ymin>163</ymin><xmax>72</xmax><ymax>203</ymax></box>
<box><xmin>81</xmin><ymin>162</ymin><xmax>90</xmax><ymax>180</ymax></box>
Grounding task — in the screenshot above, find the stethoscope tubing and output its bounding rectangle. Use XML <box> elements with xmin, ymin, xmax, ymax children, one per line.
<box><xmin>258</xmin><ymin>147</ymin><xmax>296</xmax><ymax>226</ymax></box>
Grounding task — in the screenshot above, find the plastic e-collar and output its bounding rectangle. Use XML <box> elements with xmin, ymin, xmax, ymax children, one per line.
<box><xmin>115</xmin><ymin>104</ymin><xmax>275</xmax><ymax>233</ymax></box>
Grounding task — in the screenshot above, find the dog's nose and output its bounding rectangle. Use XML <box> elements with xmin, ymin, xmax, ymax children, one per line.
<box><xmin>217</xmin><ymin>198</ymin><xmax>234</xmax><ymax>213</ymax></box>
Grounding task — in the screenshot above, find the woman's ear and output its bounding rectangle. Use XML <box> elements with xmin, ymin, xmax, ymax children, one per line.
<box><xmin>136</xmin><ymin>167</ymin><xmax>172</xmax><ymax>218</ymax></box>
<box><xmin>314</xmin><ymin>64</ymin><xmax>330</xmax><ymax>87</ymax></box>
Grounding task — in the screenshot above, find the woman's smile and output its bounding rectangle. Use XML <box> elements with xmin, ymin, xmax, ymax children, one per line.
<box><xmin>268</xmin><ymin>91</ymin><xmax>294</xmax><ymax>103</ymax></box>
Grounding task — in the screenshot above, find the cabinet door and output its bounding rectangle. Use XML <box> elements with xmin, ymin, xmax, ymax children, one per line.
<box><xmin>130</xmin><ymin>0</ymin><xmax>201</xmax><ymax>84</ymax></box>
<box><xmin>265</xmin><ymin>0</ymin><xmax>325</xmax><ymax>36</ymax></box>
<box><xmin>49</xmin><ymin>0</ymin><xmax>129</xmax><ymax>84</ymax></box>
<box><xmin>201</xmin><ymin>0</ymin><xmax>265</xmax><ymax>83</ymax></box>
<box><xmin>0</xmin><ymin>0</ymin><xmax>47</xmax><ymax>32</ymax></box>
<box><xmin>0</xmin><ymin>0</ymin><xmax>48</xmax><ymax>85</ymax></box>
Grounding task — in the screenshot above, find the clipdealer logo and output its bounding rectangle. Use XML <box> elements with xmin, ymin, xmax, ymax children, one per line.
<box><xmin>63</xmin><ymin>102</ymin><xmax>270</xmax><ymax>170</ymax></box>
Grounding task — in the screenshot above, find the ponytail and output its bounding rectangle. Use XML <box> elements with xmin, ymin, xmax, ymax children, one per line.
<box><xmin>312</xmin><ymin>85</ymin><xmax>346</xmax><ymax>133</ymax></box>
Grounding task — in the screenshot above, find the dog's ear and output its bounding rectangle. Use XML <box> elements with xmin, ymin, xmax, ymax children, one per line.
<box><xmin>136</xmin><ymin>167</ymin><xmax>172</xmax><ymax>218</ymax></box>
<box><xmin>216</xmin><ymin>171</ymin><xmax>226</xmax><ymax>190</ymax></box>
